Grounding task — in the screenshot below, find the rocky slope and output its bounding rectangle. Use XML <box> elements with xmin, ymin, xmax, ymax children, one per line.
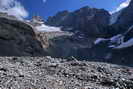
<box><xmin>0</xmin><ymin>57</ymin><xmax>133</xmax><ymax>89</ymax></box>
<box><xmin>0</xmin><ymin>14</ymin><xmax>45</xmax><ymax>56</ymax></box>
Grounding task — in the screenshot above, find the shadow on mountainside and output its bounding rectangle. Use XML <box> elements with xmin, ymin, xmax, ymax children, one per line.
<box><xmin>41</xmin><ymin>34</ymin><xmax>133</xmax><ymax>67</ymax></box>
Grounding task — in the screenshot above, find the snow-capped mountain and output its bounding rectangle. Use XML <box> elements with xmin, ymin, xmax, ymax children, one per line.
<box><xmin>29</xmin><ymin>16</ymin><xmax>61</xmax><ymax>32</ymax></box>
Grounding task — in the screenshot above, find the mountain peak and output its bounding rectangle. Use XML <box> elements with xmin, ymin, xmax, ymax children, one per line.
<box><xmin>31</xmin><ymin>16</ymin><xmax>45</xmax><ymax>24</ymax></box>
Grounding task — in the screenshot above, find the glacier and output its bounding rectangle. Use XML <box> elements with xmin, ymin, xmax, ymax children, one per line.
<box><xmin>35</xmin><ymin>24</ymin><xmax>61</xmax><ymax>32</ymax></box>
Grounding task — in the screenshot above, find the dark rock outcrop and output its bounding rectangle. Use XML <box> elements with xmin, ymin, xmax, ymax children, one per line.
<box><xmin>0</xmin><ymin>17</ymin><xmax>45</xmax><ymax>56</ymax></box>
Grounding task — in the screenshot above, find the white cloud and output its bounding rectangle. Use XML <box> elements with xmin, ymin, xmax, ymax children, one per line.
<box><xmin>0</xmin><ymin>0</ymin><xmax>29</xmax><ymax>20</ymax></box>
<box><xmin>110</xmin><ymin>0</ymin><xmax>131</xmax><ymax>14</ymax></box>
<box><xmin>42</xmin><ymin>0</ymin><xmax>47</xmax><ymax>3</ymax></box>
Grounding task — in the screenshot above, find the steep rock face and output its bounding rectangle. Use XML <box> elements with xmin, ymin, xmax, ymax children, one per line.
<box><xmin>112</xmin><ymin>0</ymin><xmax>133</xmax><ymax>33</ymax></box>
<box><xmin>110</xmin><ymin>10</ymin><xmax>122</xmax><ymax>25</ymax></box>
<box><xmin>46</xmin><ymin>10</ymin><xmax>70</xmax><ymax>27</ymax></box>
<box><xmin>0</xmin><ymin>16</ymin><xmax>45</xmax><ymax>56</ymax></box>
<box><xmin>46</xmin><ymin>6</ymin><xmax>110</xmax><ymax>37</ymax></box>
<box><xmin>43</xmin><ymin>7</ymin><xmax>111</xmax><ymax>60</ymax></box>
<box><xmin>91</xmin><ymin>0</ymin><xmax>133</xmax><ymax>65</ymax></box>
<box><xmin>92</xmin><ymin>25</ymin><xmax>133</xmax><ymax>66</ymax></box>
<box><xmin>35</xmin><ymin>2</ymin><xmax>133</xmax><ymax>65</ymax></box>
<box><xmin>110</xmin><ymin>26</ymin><xmax>133</xmax><ymax>65</ymax></box>
<box><xmin>36</xmin><ymin>31</ymin><xmax>96</xmax><ymax>59</ymax></box>
<box><xmin>42</xmin><ymin>6</ymin><xmax>111</xmax><ymax>60</ymax></box>
<box><xmin>40</xmin><ymin>4</ymin><xmax>133</xmax><ymax>65</ymax></box>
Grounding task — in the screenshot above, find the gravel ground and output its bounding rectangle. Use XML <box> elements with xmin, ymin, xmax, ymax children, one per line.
<box><xmin>0</xmin><ymin>57</ymin><xmax>133</xmax><ymax>89</ymax></box>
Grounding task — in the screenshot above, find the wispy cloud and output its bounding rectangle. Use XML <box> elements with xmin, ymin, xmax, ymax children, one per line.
<box><xmin>110</xmin><ymin>0</ymin><xmax>131</xmax><ymax>14</ymax></box>
<box><xmin>0</xmin><ymin>0</ymin><xmax>29</xmax><ymax>20</ymax></box>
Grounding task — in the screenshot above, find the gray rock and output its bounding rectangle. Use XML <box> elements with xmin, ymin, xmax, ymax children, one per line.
<box><xmin>0</xmin><ymin>57</ymin><xmax>132</xmax><ymax>89</ymax></box>
<box><xmin>0</xmin><ymin>16</ymin><xmax>45</xmax><ymax>56</ymax></box>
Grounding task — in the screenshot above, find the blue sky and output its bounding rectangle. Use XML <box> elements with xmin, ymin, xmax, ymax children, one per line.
<box><xmin>19</xmin><ymin>0</ymin><xmax>129</xmax><ymax>19</ymax></box>
<box><xmin>0</xmin><ymin>0</ymin><xmax>131</xmax><ymax>20</ymax></box>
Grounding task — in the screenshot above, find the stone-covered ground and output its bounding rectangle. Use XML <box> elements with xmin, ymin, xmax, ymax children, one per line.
<box><xmin>0</xmin><ymin>57</ymin><xmax>133</xmax><ymax>89</ymax></box>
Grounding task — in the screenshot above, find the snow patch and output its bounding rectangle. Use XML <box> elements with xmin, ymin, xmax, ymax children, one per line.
<box><xmin>109</xmin><ymin>34</ymin><xmax>125</xmax><ymax>48</ymax></box>
<box><xmin>110</xmin><ymin>34</ymin><xmax>122</xmax><ymax>43</ymax></box>
<box><xmin>94</xmin><ymin>38</ymin><xmax>107</xmax><ymax>44</ymax></box>
<box><xmin>35</xmin><ymin>24</ymin><xmax>61</xmax><ymax>32</ymax></box>
<box><xmin>114</xmin><ymin>38</ymin><xmax>133</xmax><ymax>49</ymax></box>
<box><xmin>108</xmin><ymin>45</ymin><xmax>116</xmax><ymax>48</ymax></box>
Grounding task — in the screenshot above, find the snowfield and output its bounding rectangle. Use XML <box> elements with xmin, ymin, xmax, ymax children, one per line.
<box><xmin>95</xmin><ymin>34</ymin><xmax>133</xmax><ymax>49</ymax></box>
<box><xmin>35</xmin><ymin>24</ymin><xmax>61</xmax><ymax>32</ymax></box>
<box><xmin>94</xmin><ymin>38</ymin><xmax>108</xmax><ymax>44</ymax></box>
